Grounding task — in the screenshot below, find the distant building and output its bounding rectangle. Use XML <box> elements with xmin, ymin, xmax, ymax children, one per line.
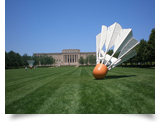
<box><xmin>33</xmin><ymin>49</ymin><xmax>96</xmax><ymax>66</ymax></box>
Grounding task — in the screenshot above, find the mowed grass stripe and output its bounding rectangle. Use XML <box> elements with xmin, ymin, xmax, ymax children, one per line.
<box><xmin>37</xmin><ymin>67</ymin><xmax>82</xmax><ymax>114</ymax></box>
<box><xmin>5</xmin><ymin>68</ymin><xmax>77</xmax><ymax>107</ymax></box>
<box><xmin>5</xmin><ymin>67</ymin><xmax>73</xmax><ymax>89</ymax></box>
<box><xmin>99</xmin><ymin>80</ymin><xmax>155</xmax><ymax>113</ymax></box>
<box><xmin>110</xmin><ymin>68</ymin><xmax>154</xmax><ymax>113</ymax></box>
<box><xmin>5</xmin><ymin>67</ymin><xmax>73</xmax><ymax>82</ymax></box>
<box><xmin>76</xmin><ymin>67</ymin><xmax>103</xmax><ymax>113</ymax></box>
<box><xmin>5</xmin><ymin>67</ymin><xmax>155</xmax><ymax>114</ymax></box>
<box><xmin>78</xmin><ymin>67</ymin><xmax>122</xmax><ymax>113</ymax></box>
<box><xmin>5</xmin><ymin>68</ymin><xmax>77</xmax><ymax>113</ymax></box>
<box><xmin>84</xmin><ymin>67</ymin><xmax>93</xmax><ymax>77</ymax></box>
<box><xmin>5</xmin><ymin>68</ymin><xmax>73</xmax><ymax>96</ymax></box>
<box><xmin>101</xmin><ymin>67</ymin><xmax>154</xmax><ymax>113</ymax></box>
<box><xmin>5</xmin><ymin>69</ymin><xmax>45</xmax><ymax>80</ymax></box>
<box><xmin>77</xmin><ymin>67</ymin><xmax>155</xmax><ymax>114</ymax></box>
<box><xmin>92</xmin><ymin>81</ymin><xmax>137</xmax><ymax>114</ymax></box>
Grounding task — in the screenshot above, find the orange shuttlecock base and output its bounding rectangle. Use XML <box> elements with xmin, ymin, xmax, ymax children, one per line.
<box><xmin>30</xmin><ymin>67</ymin><xmax>32</xmax><ymax>69</ymax></box>
<box><xmin>93</xmin><ymin>63</ymin><xmax>108</xmax><ymax>79</ymax></box>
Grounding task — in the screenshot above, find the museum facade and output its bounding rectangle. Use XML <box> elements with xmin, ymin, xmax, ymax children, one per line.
<box><xmin>33</xmin><ymin>49</ymin><xmax>96</xmax><ymax>66</ymax></box>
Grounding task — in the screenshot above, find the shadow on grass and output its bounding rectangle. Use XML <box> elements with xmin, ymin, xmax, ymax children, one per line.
<box><xmin>105</xmin><ymin>75</ymin><xmax>136</xmax><ymax>79</ymax></box>
<box><xmin>94</xmin><ymin>75</ymin><xmax>136</xmax><ymax>80</ymax></box>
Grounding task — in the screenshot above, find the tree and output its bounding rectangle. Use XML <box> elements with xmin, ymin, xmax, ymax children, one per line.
<box><xmin>7</xmin><ymin>51</ymin><xmax>16</xmax><ymax>67</ymax></box>
<box><xmin>45</xmin><ymin>56</ymin><xmax>53</xmax><ymax>66</ymax></box>
<box><xmin>41</xmin><ymin>55</ymin><xmax>47</xmax><ymax>65</ymax></box>
<box><xmin>5</xmin><ymin>51</ymin><xmax>11</xmax><ymax>68</ymax></box>
<box><xmin>49</xmin><ymin>56</ymin><xmax>55</xmax><ymax>65</ymax></box>
<box><xmin>79</xmin><ymin>56</ymin><xmax>84</xmax><ymax>64</ymax></box>
<box><xmin>7</xmin><ymin>51</ymin><xmax>22</xmax><ymax>68</ymax></box>
<box><xmin>135</xmin><ymin>45</ymin><xmax>139</xmax><ymax>65</ymax></box>
<box><xmin>32</xmin><ymin>55</ymin><xmax>39</xmax><ymax>65</ymax></box>
<box><xmin>15</xmin><ymin>53</ymin><xmax>22</xmax><ymax>66</ymax></box>
<box><xmin>84</xmin><ymin>55</ymin><xmax>89</xmax><ymax>65</ymax></box>
<box><xmin>88</xmin><ymin>55</ymin><xmax>96</xmax><ymax>64</ymax></box>
<box><xmin>5</xmin><ymin>50</ymin><xmax>56</xmax><ymax>68</ymax></box>
<box><xmin>145</xmin><ymin>28</ymin><xmax>155</xmax><ymax>66</ymax></box>
<box><xmin>107</xmin><ymin>49</ymin><xmax>113</xmax><ymax>55</ymax></box>
<box><xmin>36</xmin><ymin>55</ymin><xmax>55</xmax><ymax>66</ymax></box>
<box><xmin>22</xmin><ymin>53</ymin><xmax>32</xmax><ymax>66</ymax></box>
<box><xmin>136</xmin><ymin>39</ymin><xmax>147</xmax><ymax>65</ymax></box>
<box><xmin>113</xmin><ymin>52</ymin><xmax>120</xmax><ymax>58</ymax></box>
<box><xmin>130</xmin><ymin>55</ymin><xmax>137</xmax><ymax>66</ymax></box>
<box><xmin>129</xmin><ymin>56</ymin><xmax>135</xmax><ymax>66</ymax></box>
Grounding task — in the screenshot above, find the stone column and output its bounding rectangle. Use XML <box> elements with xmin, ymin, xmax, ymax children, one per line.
<box><xmin>67</xmin><ymin>55</ymin><xmax>68</xmax><ymax>63</ymax></box>
<box><xmin>63</xmin><ymin>55</ymin><xmax>64</xmax><ymax>63</ymax></box>
<box><xmin>75</xmin><ymin>55</ymin><xmax>76</xmax><ymax>62</ymax></box>
<box><xmin>68</xmin><ymin>55</ymin><xmax>69</xmax><ymax>63</ymax></box>
<box><xmin>62</xmin><ymin>54</ymin><xmax>63</xmax><ymax>64</ymax></box>
<box><xmin>73</xmin><ymin>55</ymin><xmax>74</xmax><ymax>63</ymax></box>
<box><xmin>68</xmin><ymin>55</ymin><xmax>70</xmax><ymax>63</ymax></box>
<box><xmin>64</xmin><ymin>55</ymin><xmax>65</xmax><ymax>63</ymax></box>
<box><xmin>66</xmin><ymin>55</ymin><xmax>67</xmax><ymax>63</ymax></box>
<box><xmin>71</xmin><ymin>55</ymin><xmax>72</xmax><ymax>63</ymax></box>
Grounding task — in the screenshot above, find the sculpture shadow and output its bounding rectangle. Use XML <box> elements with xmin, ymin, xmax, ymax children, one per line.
<box><xmin>94</xmin><ymin>75</ymin><xmax>136</xmax><ymax>80</ymax></box>
<box><xmin>105</xmin><ymin>75</ymin><xmax>136</xmax><ymax>79</ymax></box>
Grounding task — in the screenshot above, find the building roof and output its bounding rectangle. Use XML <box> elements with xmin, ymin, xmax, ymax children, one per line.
<box><xmin>33</xmin><ymin>52</ymin><xmax>96</xmax><ymax>55</ymax></box>
<box><xmin>80</xmin><ymin>52</ymin><xmax>96</xmax><ymax>54</ymax></box>
<box><xmin>33</xmin><ymin>53</ymin><xmax>61</xmax><ymax>55</ymax></box>
<box><xmin>62</xmin><ymin>49</ymin><xmax>80</xmax><ymax>51</ymax></box>
<box><xmin>33</xmin><ymin>49</ymin><xmax>96</xmax><ymax>55</ymax></box>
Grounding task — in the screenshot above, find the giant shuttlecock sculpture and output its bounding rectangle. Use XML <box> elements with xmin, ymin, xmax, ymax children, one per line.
<box><xmin>93</xmin><ymin>22</ymin><xmax>139</xmax><ymax>79</ymax></box>
<box><xmin>27</xmin><ymin>60</ymin><xmax>35</xmax><ymax>69</ymax></box>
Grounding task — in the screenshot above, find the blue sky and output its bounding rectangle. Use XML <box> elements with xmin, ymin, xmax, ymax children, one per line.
<box><xmin>5</xmin><ymin>0</ymin><xmax>155</xmax><ymax>56</ymax></box>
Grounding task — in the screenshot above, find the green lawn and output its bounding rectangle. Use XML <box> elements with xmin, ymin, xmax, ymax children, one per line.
<box><xmin>5</xmin><ymin>66</ymin><xmax>155</xmax><ymax>114</ymax></box>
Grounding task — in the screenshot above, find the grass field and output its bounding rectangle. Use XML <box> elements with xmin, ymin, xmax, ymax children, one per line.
<box><xmin>5</xmin><ymin>66</ymin><xmax>155</xmax><ymax>114</ymax></box>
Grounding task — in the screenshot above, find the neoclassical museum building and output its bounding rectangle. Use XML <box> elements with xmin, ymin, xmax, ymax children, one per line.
<box><xmin>33</xmin><ymin>49</ymin><xmax>96</xmax><ymax>66</ymax></box>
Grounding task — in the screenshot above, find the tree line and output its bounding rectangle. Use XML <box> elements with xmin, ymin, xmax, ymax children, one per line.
<box><xmin>79</xmin><ymin>28</ymin><xmax>155</xmax><ymax>67</ymax></box>
<box><xmin>79</xmin><ymin>55</ymin><xmax>96</xmax><ymax>65</ymax></box>
<box><xmin>5</xmin><ymin>52</ymin><xmax>55</xmax><ymax>69</ymax></box>
<box><xmin>126</xmin><ymin>28</ymin><xmax>155</xmax><ymax>66</ymax></box>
